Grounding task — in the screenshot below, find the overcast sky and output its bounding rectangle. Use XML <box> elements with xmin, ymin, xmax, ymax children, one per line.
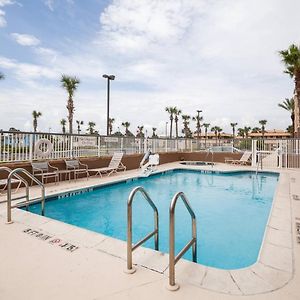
<box><xmin>0</xmin><ymin>0</ymin><xmax>299</xmax><ymax>135</ymax></box>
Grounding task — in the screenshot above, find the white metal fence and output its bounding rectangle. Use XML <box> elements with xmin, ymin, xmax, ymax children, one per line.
<box><xmin>2</xmin><ymin>131</ymin><xmax>299</xmax><ymax>169</ymax></box>
<box><xmin>252</xmin><ymin>139</ymin><xmax>300</xmax><ymax>169</ymax></box>
<box><xmin>0</xmin><ymin>131</ymin><xmax>231</xmax><ymax>163</ymax></box>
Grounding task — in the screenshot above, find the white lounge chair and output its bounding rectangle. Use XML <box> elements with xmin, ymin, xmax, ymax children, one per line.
<box><xmin>140</xmin><ymin>154</ymin><xmax>159</xmax><ymax>177</ymax></box>
<box><xmin>225</xmin><ymin>151</ymin><xmax>252</xmax><ymax>165</ymax></box>
<box><xmin>90</xmin><ymin>152</ymin><xmax>126</xmax><ymax>177</ymax></box>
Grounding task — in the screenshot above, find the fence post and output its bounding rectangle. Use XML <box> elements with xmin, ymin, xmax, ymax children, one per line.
<box><xmin>251</xmin><ymin>139</ymin><xmax>256</xmax><ymax>167</ymax></box>
<box><xmin>165</xmin><ymin>139</ymin><xmax>168</xmax><ymax>152</ymax></box>
<box><xmin>97</xmin><ymin>136</ymin><xmax>101</xmax><ymax>157</ymax></box>
<box><xmin>29</xmin><ymin>134</ymin><xmax>33</xmax><ymax>161</ymax></box>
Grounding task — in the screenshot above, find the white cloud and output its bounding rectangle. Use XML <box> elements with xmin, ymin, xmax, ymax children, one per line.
<box><xmin>11</xmin><ymin>33</ymin><xmax>40</xmax><ymax>46</ymax></box>
<box><xmin>44</xmin><ymin>0</ymin><xmax>54</xmax><ymax>11</ymax></box>
<box><xmin>0</xmin><ymin>9</ymin><xmax>6</xmax><ymax>27</ymax></box>
<box><xmin>0</xmin><ymin>0</ymin><xmax>13</xmax><ymax>7</ymax></box>
<box><xmin>1</xmin><ymin>0</ymin><xmax>299</xmax><ymax>134</ymax></box>
<box><xmin>0</xmin><ymin>56</ymin><xmax>57</xmax><ymax>82</ymax></box>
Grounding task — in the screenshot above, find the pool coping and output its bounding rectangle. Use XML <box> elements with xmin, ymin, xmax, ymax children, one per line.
<box><xmin>0</xmin><ymin>163</ymin><xmax>294</xmax><ymax>296</ymax></box>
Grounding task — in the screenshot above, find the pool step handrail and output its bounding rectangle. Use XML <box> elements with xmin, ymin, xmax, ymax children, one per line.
<box><xmin>126</xmin><ymin>186</ymin><xmax>159</xmax><ymax>274</ymax></box>
<box><xmin>6</xmin><ymin>168</ymin><xmax>45</xmax><ymax>223</ymax></box>
<box><xmin>168</xmin><ymin>192</ymin><xmax>197</xmax><ymax>291</ymax></box>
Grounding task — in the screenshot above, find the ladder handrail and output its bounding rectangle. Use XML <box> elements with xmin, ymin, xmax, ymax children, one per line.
<box><xmin>7</xmin><ymin>168</ymin><xmax>45</xmax><ymax>223</ymax></box>
<box><xmin>126</xmin><ymin>186</ymin><xmax>159</xmax><ymax>273</ymax></box>
<box><xmin>168</xmin><ymin>192</ymin><xmax>197</xmax><ymax>290</ymax></box>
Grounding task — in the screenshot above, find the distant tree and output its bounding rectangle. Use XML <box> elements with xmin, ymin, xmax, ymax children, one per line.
<box><xmin>165</xmin><ymin>106</ymin><xmax>176</xmax><ymax>138</ymax></box>
<box><xmin>76</xmin><ymin>120</ymin><xmax>84</xmax><ymax>134</ymax></box>
<box><xmin>286</xmin><ymin>125</ymin><xmax>293</xmax><ymax>134</ymax></box>
<box><xmin>237</xmin><ymin>128</ymin><xmax>245</xmax><ymax>138</ymax></box>
<box><xmin>173</xmin><ymin>107</ymin><xmax>182</xmax><ymax>138</ymax></box>
<box><xmin>61</xmin><ymin>75</ymin><xmax>80</xmax><ymax>134</ymax></box>
<box><xmin>152</xmin><ymin>127</ymin><xmax>158</xmax><ymax>138</ymax></box>
<box><xmin>278</xmin><ymin>98</ymin><xmax>295</xmax><ymax>136</ymax></box>
<box><xmin>87</xmin><ymin>121</ymin><xmax>96</xmax><ymax>135</ymax></box>
<box><xmin>122</xmin><ymin>121</ymin><xmax>134</xmax><ymax>137</ymax></box>
<box><xmin>32</xmin><ymin>111</ymin><xmax>42</xmax><ymax>132</ymax></box>
<box><xmin>182</xmin><ymin>115</ymin><xmax>192</xmax><ymax>138</ymax></box>
<box><xmin>60</xmin><ymin>118</ymin><xmax>67</xmax><ymax>134</ymax></box>
<box><xmin>230</xmin><ymin>122</ymin><xmax>238</xmax><ymax>139</ymax></box>
<box><xmin>0</xmin><ymin>72</ymin><xmax>4</xmax><ymax>80</ymax></box>
<box><xmin>244</xmin><ymin>126</ymin><xmax>251</xmax><ymax>139</ymax></box>
<box><xmin>259</xmin><ymin>120</ymin><xmax>267</xmax><ymax>139</ymax></box>
<box><xmin>192</xmin><ymin>112</ymin><xmax>203</xmax><ymax>139</ymax></box>
<box><xmin>203</xmin><ymin>123</ymin><xmax>210</xmax><ymax>139</ymax></box>
<box><xmin>279</xmin><ymin>44</ymin><xmax>300</xmax><ymax>135</ymax></box>
<box><xmin>136</xmin><ymin>126</ymin><xmax>144</xmax><ymax>138</ymax></box>
<box><xmin>108</xmin><ymin>118</ymin><xmax>115</xmax><ymax>135</ymax></box>
<box><xmin>251</xmin><ymin>127</ymin><xmax>261</xmax><ymax>133</ymax></box>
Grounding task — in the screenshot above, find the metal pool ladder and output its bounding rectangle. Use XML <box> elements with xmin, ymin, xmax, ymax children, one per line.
<box><xmin>126</xmin><ymin>186</ymin><xmax>159</xmax><ymax>274</ymax></box>
<box><xmin>168</xmin><ymin>192</ymin><xmax>197</xmax><ymax>291</ymax></box>
<box><xmin>6</xmin><ymin>167</ymin><xmax>45</xmax><ymax>224</ymax></box>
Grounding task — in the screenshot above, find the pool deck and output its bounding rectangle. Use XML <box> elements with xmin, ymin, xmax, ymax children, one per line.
<box><xmin>0</xmin><ymin>162</ymin><xmax>300</xmax><ymax>300</ymax></box>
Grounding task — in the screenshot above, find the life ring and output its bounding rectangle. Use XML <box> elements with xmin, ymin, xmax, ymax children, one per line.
<box><xmin>34</xmin><ymin>139</ymin><xmax>53</xmax><ymax>158</ymax></box>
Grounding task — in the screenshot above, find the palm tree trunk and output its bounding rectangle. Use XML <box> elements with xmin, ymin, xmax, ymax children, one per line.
<box><xmin>67</xmin><ymin>96</ymin><xmax>74</xmax><ymax>134</ymax></box>
<box><xmin>295</xmin><ymin>74</ymin><xmax>300</xmax><ymax>137</ymax></box>
<box><xmin>175</xmin><ymin>120</ymin><xmax>178</xmax><ymax>138</ymax></box>
<box><xmin>33</xmin><ymin>119</ymin><xmax>37</xmax><ymax>132</ymax></box>
<box><xmin>170</xmin><ymin>118</ymin><xmax>173</xmax><ymax>138</ymax></box>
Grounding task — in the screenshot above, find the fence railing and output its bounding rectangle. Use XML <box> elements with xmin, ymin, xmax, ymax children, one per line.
<box><xmin>2</xmin><ymin>131</ymin><xmax>299</xmax><ymax>169</ymax></box>
<box><xmin>252</xmin><ymin>139</ymin><xmax>300</xmax><ymax>169</ymax></box>
<box><xmin>0</xmin><ymin>131</ymin><xmax>237</xmax><ymax>163</ymax></box>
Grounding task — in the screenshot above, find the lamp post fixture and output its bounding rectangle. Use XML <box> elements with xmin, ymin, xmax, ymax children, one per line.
<box><xmin>196</xmin><ymin>110</ymin><xmax>202</xmax><ymax>140</ymax></box>
<box><xmin>102</xmin><ymin>74</ymin><xmax>115</xmax><ymax>136</ymax></box>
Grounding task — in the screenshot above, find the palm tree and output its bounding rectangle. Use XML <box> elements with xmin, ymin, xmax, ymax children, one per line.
<box><xmin>279</xmin><ymin>44</ymin><xmax>300</xmax><ymax>136</ymax></box>
<box><xmin>0</xmin><ymin>72</ymin><xmax>4</xmax><ymax>80</ymax></box>
<box><xmin>136</xmin><ymin>126</ymin><xmax>144</xmax><ymax>138</ymax></box>
<box><xmin>278</xmin><ymin>98</ymin><xmax>295</xmax><ymax>136</ymax></box>
<box><xmin>152</xmin><ymin>127</ymin><xmax>158</xmax><ymax>138</ymax></box>
<box><xmin>60</xmin><ymin>75</ymin><xmax>80</xmax><ymax>134</ymax></box>
<box><xmin>87</xmin><ymin>121</ymin><xmax>96</xmax><ymax>135</ymax></box>
<box><xmin>122</xmin><ymin>121</ymin><xmax>131</xmax><ymax>136</ymax></box>
<box><xmin>108</xmin><ymin>118</ymin><xmax>115</xmax><ymax>135</ymax></box>
<box><xmin>211</xmin><ymin>126</ymin><xmax>222</xmax><ymax>144</ymax></box>
<box><xmin>182</xmin><ymin>115</ymin><xmax>192</xmax><ymax>138</ymax></box>
<box><xmin>173</xmin><ymin>107</ymin><xmax>182</xmax><ymax>138</ymax></box>
<box><xmin>251</xmin><ymin>127</ymin><xmax>261</xmax><ymax>133</ymax></box>
<box><xmin>165</xmin><ymin>106</ymin><xmax>176</xmax><ymax>138</ymax></box>
<box><xmin>259</xmin><ymin>120</ymin><xmax>267</xmax><ymax>139</ymax></box>
<box><xmin>76</xmin><ymin>120</ymin><xmax>84</xmax><ymax>134</ymax></box>
<box><xmin>192</xmin><ymin>113</ymin><xmax>203</xmax><ymax>139</ymax></box>
<box><xmin>237</xmin><ymin>128</ymin><xmax>245</xmax><ymax>138</ymax></box>
<box><xmin>60</xmin><ymin>118</ymin><xmax>67</xmax><ymax>134</ymax></box>
<box><xmin>244</xmin><ymin>126</ymin><xmax>251</xmax><ymax>149</ymax></box>
<box><xmin>230</xmin><ymin>122</ymin><xmax>238</xmax><ymax>139</ymax></box>
<box><xmin>32</xmin><ymin>111</ymin><xmax>42</xmax><ymax>132</ymax></box>
<box><xmin>203</xmin><ymin>123</ymin><xmax>210</xmax><ymax>148</ymax></box>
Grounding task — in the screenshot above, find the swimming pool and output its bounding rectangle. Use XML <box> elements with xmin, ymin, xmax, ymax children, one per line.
<box><xmin>25</xmin><ymin>169</ymin><xmax>279</xmax><ymax>270</ymax></box>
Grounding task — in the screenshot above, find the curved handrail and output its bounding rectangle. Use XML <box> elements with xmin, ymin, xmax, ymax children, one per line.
<box><xmin>168</xmin><ymin>192</ymin><xmax>197</xmax><ymax>290</ymax></box>
<box><xmin>7</xmin><ymin>168</ymin><xmax>45</xmax><ymax>223</ymax></box>
<box><xmin>126</xmin><ymin>186</ymin><xmax>159</xmax><ymax>273</ymax></box>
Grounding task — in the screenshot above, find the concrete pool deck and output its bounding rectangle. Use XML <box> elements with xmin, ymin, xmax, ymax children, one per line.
<box><xmin>0</xmin><ymin>162</ymin><xmax>299</xmax><ymax>299</ymax></box>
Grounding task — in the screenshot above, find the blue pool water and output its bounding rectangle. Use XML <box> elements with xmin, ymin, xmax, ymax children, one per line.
<box><xmin>25</xmin><ymin>170</ymin><xmax>278</xmax><ymax>269</ymax></box>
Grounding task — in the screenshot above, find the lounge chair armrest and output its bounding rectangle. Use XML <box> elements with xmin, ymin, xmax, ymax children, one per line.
<box><xmin>48</xmin><ymin>163</ymin><xmax>59</xmax><ymax>172</ymax></box>
<box><xmin>32</xmin><ymin>167</ymin><xmax>44</xmax><ymax>173</ymax></box>
<box><xmin>79</xmin><ymin>161</ymin><xmax>88</xmax><ymax>170</ymax></box>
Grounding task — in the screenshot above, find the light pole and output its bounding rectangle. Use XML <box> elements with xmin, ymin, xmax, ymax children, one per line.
<box><xmin>102</xmin><ymin>74</ymin><xmax>115</xmax><ymax>136</ymax></box>
<box><xmin>196</xmin><ymin>110</ymin><xmax>202</xmax><ymax>140</ymax></box>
